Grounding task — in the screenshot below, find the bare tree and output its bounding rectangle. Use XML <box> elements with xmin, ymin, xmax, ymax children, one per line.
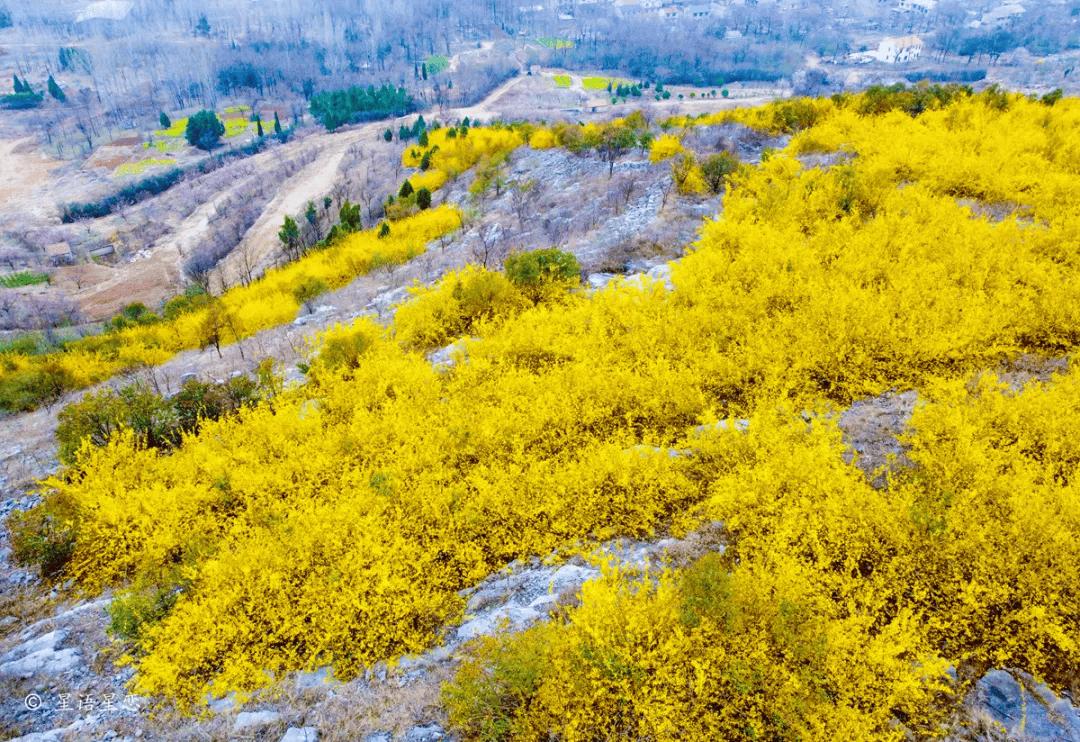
<box><xmin>541</xmin><ymin>213</ymin><xmax>570</xmax><ymax>247</ymax></box>
<box><xmin>471</xmin><ymin>224</ymin><xmax>507</xmax><ymax>269</ymax></box>
<box><xmin>69</xmin><ymin>262</ymin><xmax>91</xmax><ymax>290</ymax></box>
<box><xmin>185</xmin><ymin>247</ymin><xmax>219</xmax><ymax>293</ymax></box>
<box><xmin>509</xmin><ymin>178</ymin><xmax>539</xmax><ymax>231</ymax></box>
<box><xmin>0</xmin><ymin>246</ymin><xmax>28</xmax><ymax>271</ymax></box>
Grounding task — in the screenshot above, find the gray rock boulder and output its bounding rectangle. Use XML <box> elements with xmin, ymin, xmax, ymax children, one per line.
<box><xmin>694</xmin><ymin>418</ymin><xmax>750</xmax><ymax>434</ymax></box>
<box><xmin>586</xmin><ymin>273</ymin><xmax>618</xmax><ymax>290</ymax></box>
<box><xmin>6</xmin><ymin>730</ymin><xmax>66</xmax><ymax>742</ymax></box>
<box><xmin>427</xmin><ymin>338</ymin><xmax>472</xmax><ymax>371</ymax></box>
<box><xmin>456</xmin><ymin>603</ymin><xmax>541</xmax><ymax>641</ymax></box>
<box><xmin>368</xmin><ymin>286</ymin><xmax>412</xmax><ymax>318</ymax></box>
<box><xmin>232</xmin><ymin>710</ymin><xmax>282</xmax><ymax>734</ymax></box>
<box><xmin>405</xmin><ymin>724</ymin><xmax>445</xmax><ymax>742</ymax></box>
<box><xmin>972</xmin><ymin>670</ymin><xmax>1080</xmax><ymax>741</ymax></box>
<box><xmin>294</xmin><ymin>665</ymin><xmax>337</xmax><ymax>690</ymax></box>
<box><xmin>280</xmin><ymin>727</ymin><xmax>319</xmax><ymax>742</ymax></box>
<box><xmin>0</xmin><ymin>630</ymin><xmax>80</xmax><ymax>678</ymax></box>
<box><xmin>645</xmin><ymin>263</ymin><xmax>675</xmax><ymax>291</ymax></box>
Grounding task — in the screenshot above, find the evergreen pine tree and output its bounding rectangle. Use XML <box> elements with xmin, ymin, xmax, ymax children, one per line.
<box><xmin>159</xmin><ymin>112</ymin><xmax>171</xmax><ymax>128</ymax></box>
<box><xmin>13</xmin><ymin>74</ymin><xmax>23</xmax><ymax>94</ymax></box>
<box><xmin>384</xmin><ymin>128</ymin><xmax>393</xmax><ymax>142</ymax></box>
<box><xmin>273</xmin><ymin>111</ymin><xmax>282</xmax><ymax>136</ymax></box>
<box><xmin>422</xmin><ymin>63</ymin><xmax>428</xmax><ymax>80</ymax></box>
<box><xmin>255</xmin><ymin>115</ymin><xmax>264</xmax><ymax>137</ymax></box>
<box><xmin>47</xmin><ymin>75</ymin><xmax>66</xmax><ymax>102</ymax></box>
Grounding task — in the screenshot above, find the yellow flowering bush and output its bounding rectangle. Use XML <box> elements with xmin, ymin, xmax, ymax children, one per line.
<box><xmin>11</xmin><ymin>93</ymin><xmax>1080</xmax><ymax>725</ymax></box>
<box><xmin>648</xmin><ymin>133</ymin><xmax>685</xmax><ymax>163</ymax></box>
<box><xmin>114</xmin><ymin>158</ymin><xmax>177</xmax><ymax>178</ymax></box>
<box><xmin>0</xmin><ymin>207</ymin><xmax>462</xmax><ymax>408</ymax></box>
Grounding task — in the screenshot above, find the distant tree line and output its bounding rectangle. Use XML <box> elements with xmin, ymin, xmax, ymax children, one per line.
<box><xmin>4</xmin><ymin>75</ymin><xmax>43</xmax><ymax>109</ymax></box>
<box><xmin>905</xmin><ymin>70</ymin><xmax>986</xmax><ymax>84</ymax></box>
<box><xmin>309</xmin><ymin>83</ymin><xmax>414</xmax><ymax>131</ymax></box>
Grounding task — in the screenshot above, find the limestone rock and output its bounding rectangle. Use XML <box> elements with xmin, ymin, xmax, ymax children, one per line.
<box><xmin>971</xmin><ymin>670</ymin><xmax>1080</xmax><ymax>742</ymax></box>
<box><xmin>694</xmin><ymin>418</ymin><xmax>750</xmax><ymax>434</ymax></box>
<box><xmin>367</xmin><ymin>286</ymin><xmax>412</xmax><ymax>317</ymax></box>
<box><xmin>405</xmin><ymin>724</ymin><xmax>445</xmax><ymax>742</ymax></box>
<box><xmin>0</xmin><ymin>630</ymin><xmax>81</xmax><ymax>678</ymax></box>
<box><xmin>6</xmin><ymin>730</ymin><xmax>66</xmax><ymax>742</ymax></box>
<box><xmin>586</xmin><ymin>272</ymin><xmax>618</xmax><ymax>290</ymax></box>
<box><xmin>232</xmin><ymin>710</ymin><xmax>282</xmax><ymax>734</ymax></box>
<box><xmin>280</xmin><ymin>727</ymin><xmax>319</xmax><ymax>742</ymax></box>
<box><xmin>645</xmin><ymin>263</ymin><xmax>675</xmax><ymax>291</ymax></box>
<box><xmin>456</xmin><ymin>603</ymin><xmax>541</xmax><ymax>641</ymax></box>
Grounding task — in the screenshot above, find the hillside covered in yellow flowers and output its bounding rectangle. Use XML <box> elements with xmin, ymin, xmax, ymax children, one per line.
<box><xmin>6</xmin><ymin>87</ymin><xmax>1080</xmax><ymax>740</ymax></box>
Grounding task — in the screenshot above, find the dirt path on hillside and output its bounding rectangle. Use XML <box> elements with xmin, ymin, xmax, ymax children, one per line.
<box><xmin>216</xmin><ymin>128</ymin><xmax>379</xmax><ymax>285</ymax></box>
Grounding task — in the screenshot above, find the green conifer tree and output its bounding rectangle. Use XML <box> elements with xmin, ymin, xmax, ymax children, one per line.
<box><xmin>47</xmin><ymin>75</ymin><xmax>66</xmax><ymax>102</ymax></box>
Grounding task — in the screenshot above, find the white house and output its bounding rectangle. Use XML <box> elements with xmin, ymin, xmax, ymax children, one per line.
<box><xmin>615</xmin><ymin>0</ymin><xmax>647</xmax><ymax>15</ymax></box>
<box><xmin>75</xmin><ymin>0</ymin><xmax>134</xmax><ymax>22</ymax></box>
<box><xmin>874</xmin><ymin>34</ymin><xmax>924</xmax><ymax>63</ymax></box>
<box><xmin>685</xmin><ymin>2</ymin><xmax>713</xmax><ymax>16</ymax></box>
<box><xmin>981</xmin><ymin>3</ymin><xmax>1026</xmax><ymax>25</ymax></box>
<box><xmin>897</xmin><ymin>0</ymin><xmax>936</xmax><ymax>13</ymax></box>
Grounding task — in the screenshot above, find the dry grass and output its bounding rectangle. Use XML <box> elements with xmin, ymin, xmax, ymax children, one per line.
<box><xmin>312</xmin><ymin>667</ymin><xmax>452</xmax><ymax>741</ymax></box>
<box><xmin>658</xmin><ymin>521</ymin><xmax>729</xmax><ymax>570</ymax></box>
<box><xmin>0</xmin><ymin>584</ymin><xmax>59</xmax><ymax>633</ymax></box>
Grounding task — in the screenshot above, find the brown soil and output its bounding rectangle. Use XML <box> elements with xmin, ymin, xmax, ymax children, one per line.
<box><xmin>0</xmin><ymin>139</ymin><xmax>66</xmax><ymax>219</ymax></box>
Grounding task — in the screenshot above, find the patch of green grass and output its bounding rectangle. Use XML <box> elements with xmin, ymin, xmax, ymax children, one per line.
<box><xmin>537</xmin><ymin>38</ymin><xmax>573</xmax><ymax>49</ymax></box>
<box><xmin>0</xmin><ymin>271</ymin><xmax>50</xmax><ymax>289</ymax></box>
<box><xmin>583</xmin><ymin>77</ymin><xmax>615</xmax><ymax>91</ymax></box>
<box><xmin>553</xmin><ymin>74</ymin><xmax>571</xmax><ymax>88</ymax></box>
<box><xmin>426</xmin><ymin>55</ymin><xmax>450</xmax><ymax>75</ymax></box>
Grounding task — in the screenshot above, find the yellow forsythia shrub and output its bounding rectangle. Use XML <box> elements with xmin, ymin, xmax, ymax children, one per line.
<box><xmin>392</xmin><ymin>267</ymin><xmax>527</xmax><ymax>350</ymax></box>
<box><xmin>528</xmin><ymin>128</ymin><xmax>556</xmax><ymax>149</ymax></box>
<box><xmin>0</xmin><ymin>207</ymin><xmax>462</xmax><ymax>404</ymax></box>
<box><xmin>20</xmin><ymin>93</ymin><xmax>1080</xmax><ymax>716</ymax></box>
<box><xmin>648</xmin><ymin>133</ymin><xmax>685</xmax><ymax>163</ymax></box>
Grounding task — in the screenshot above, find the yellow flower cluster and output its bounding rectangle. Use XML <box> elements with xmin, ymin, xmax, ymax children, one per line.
<box><xmin>648</xmin><ymin>133</ymin><xmax>685</xmax><ymax>162</ymax></box>
<box><xmin>582</xmin><ymin>77</ymin><xmax>620</xmax><ymax>91</ymax></box>
<box><xmin>18</xmin><ymin>92</ymin><xmax>1080</xmax><ymax>722</ymax></box>
<box><xmin>448</xmin><ymin>368</ymin><xmax>1080</xmax><ymax>739</ymax></box>
<box><xmin>401</xmin><ymin>125</ymin><xmax>527</xmax><ymax>192</ymax></box>
<box><xmin>223</xmin><ymin>117</ymin><xmax>251</xmax><ymax>138</ymax></box>
<box><xmin>152</xmin><ymin>116</ymin><xmax>188</xmax><ymax>139</ymax></box>
<box><xmin>141</xmin><ymin>140</ymin><xmax>183</xmax><ymax>153</ymax></box>
<box><xmin>114</xmin><ymin>158</ymin><xmax>177</xmax><ymax>178</ymax></box>
<box><xmin>0</xmin><ymin>207</ymin><xmax>461</xmax><ymax>396</ymax></box>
